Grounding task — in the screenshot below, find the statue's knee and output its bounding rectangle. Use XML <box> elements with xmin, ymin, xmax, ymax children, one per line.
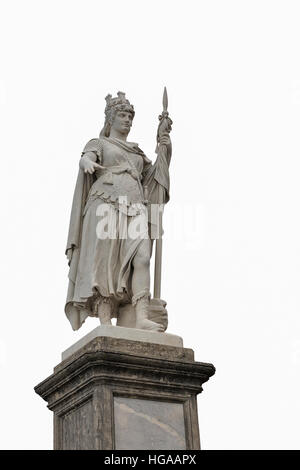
<box><xmin>133</xmin><ymin>252</ymin><xmax>150</xmax><ymax>270</ymax></box>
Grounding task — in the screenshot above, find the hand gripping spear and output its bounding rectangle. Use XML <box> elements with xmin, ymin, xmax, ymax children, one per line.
<box><xmin>153</xmin><ymin>87</ymin><xmax>173</xmax><ymax>299</ymax></box>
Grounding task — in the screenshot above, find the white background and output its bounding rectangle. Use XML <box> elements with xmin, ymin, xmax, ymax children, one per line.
<box><xmin>0</xmin><ymin>0</ymin><xmax>299</xmax><ymax>450</ymax></box>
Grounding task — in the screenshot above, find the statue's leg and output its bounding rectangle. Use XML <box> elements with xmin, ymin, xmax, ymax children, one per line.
<box><xmin>96</xmin><ymin>296</ymin><xmax>112</xmax><ymax>326</ymax></box>
<box><xmin>132</xmin><ymin>239</ymin><xmax>164</xmax><ymax>332</ymax></box>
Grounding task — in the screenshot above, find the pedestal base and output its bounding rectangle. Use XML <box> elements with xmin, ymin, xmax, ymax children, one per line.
<box><xmin>35</xmin><ymin>329</ymin><xmax>215</xmax><ymax>450</ymax></box>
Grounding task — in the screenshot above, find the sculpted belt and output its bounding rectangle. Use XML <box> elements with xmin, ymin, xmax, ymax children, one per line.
<box><xmin>97</xmin><ymin>164</ymin><xmax>141</xmax><ymax>185</ymax></box>
<box><xmin>95</xmin><ymin>163</ymin><xmax>146</xmax><ymax>203</ymax></box>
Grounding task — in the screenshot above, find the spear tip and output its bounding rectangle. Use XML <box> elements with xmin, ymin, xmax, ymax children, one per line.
<box><xmin>163</xmin><ymin>86</ymin><xmax>168</xmax><ymax>112</ymax></box>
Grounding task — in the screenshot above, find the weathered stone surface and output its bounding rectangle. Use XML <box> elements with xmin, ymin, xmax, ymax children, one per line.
<box><xmin>114</xmin><ymin>397</ymin><xmax>186</xmax><ymax>450</ymax></box>
<box><xmin>62</xmin><ymin>398</ymin><xmax>95</xmax><ymax>450</ymax></box>
<box><xmin>62</xmin><ymin>325</ymin><xmax>183</xmax><ymax>361</ymax></box>
<box><xmin>35</xmin><ymin>336</ymin><xmax>215</xmax><ymax>450</ymax></box>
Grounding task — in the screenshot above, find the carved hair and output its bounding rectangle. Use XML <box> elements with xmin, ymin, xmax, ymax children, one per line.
<box><xmin>100</xmin><ymin>91</ymin><xmax>135</xmax><ymax>137</ymax></box>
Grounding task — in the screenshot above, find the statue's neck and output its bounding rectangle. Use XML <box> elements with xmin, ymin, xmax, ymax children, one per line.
<box><xmin>109</xmin><ymin>129</ymin><xmax>128</xmax><ymax>142</ymax></box>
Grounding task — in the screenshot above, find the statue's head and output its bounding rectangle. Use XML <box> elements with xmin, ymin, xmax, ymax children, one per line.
<box><xmin>100</xmin><ymin>91</ymin><xmax>135</xmax><ymax>137</ymax></box>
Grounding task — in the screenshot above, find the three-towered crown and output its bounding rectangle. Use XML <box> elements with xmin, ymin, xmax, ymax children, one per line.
<box><xmin>104</xmin><ymin>91</ymin><xmax>135</xmax><ymax>121</ymax></box>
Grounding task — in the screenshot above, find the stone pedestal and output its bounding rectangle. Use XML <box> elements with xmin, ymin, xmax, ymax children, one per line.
<box><xmin>34</xmin><ymin>326</ymin><xmax>215</xmax><ymax>450</ymax></box>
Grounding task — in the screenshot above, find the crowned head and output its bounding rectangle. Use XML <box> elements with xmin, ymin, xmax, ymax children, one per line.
<box><xmin>100</xmin><ymin>91</ymin><xmax>135</xmax><ymax>137</ymax></box>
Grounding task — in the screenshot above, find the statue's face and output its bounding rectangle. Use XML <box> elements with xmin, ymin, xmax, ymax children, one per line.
<box><xmin>111</xmin><ymin>110</ymin><xmax>133</xmax><ymax>135</ymax></box>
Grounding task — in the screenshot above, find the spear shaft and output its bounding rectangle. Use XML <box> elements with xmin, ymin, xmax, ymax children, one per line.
<box><xmin>153</xmin><ymin>87</ymin><xmax>171</xmax><ymax>299</ymax></box>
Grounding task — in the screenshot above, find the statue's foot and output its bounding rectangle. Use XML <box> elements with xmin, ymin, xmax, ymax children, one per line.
<box><xmin>136</xmin><ymin>318</ymin><xmax>164</xmax><ymax>332</ymax></box>
<box><xmin>134</xmin><ymin>290</ymin><xmax>164</xmax><ymax>332</ymax></box>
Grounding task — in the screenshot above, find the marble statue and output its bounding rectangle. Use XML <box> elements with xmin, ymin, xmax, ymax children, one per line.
<box><xmin>65</xmin><ymin>90</ymin><xmax>172</xmax><ymax>332</ymax></box>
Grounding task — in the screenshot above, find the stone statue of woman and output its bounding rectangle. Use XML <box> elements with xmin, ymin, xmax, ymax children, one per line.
<box><xmin>65</xmin><ymin>91</ymin><xmax>172</xmax><ymax>332</ymax></box>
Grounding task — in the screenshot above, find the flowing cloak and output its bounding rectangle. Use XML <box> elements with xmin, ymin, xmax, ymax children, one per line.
<box><xmin>65</xmin><ymin>136</ymin><xmax>171</xmax><ymax>330</ymax></box>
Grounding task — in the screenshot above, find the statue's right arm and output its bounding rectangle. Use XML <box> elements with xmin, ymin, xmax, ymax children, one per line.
<box><xmin>79</xmin><ymin>151</ymin><xmax>105</xmax><ymax>174</ymax></box>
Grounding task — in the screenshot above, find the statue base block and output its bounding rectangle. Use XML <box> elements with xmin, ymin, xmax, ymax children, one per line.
<box><xmin>35</xmin><ymin>330</ymin><xmax>215</xmax><ymax>450</ymax></box>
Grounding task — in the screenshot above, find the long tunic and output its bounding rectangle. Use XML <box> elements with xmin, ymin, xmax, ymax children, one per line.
<box><xmin>65</xmin><ymin>136</ymin><xmax>170</xmax><ymax>330</ymax></box>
